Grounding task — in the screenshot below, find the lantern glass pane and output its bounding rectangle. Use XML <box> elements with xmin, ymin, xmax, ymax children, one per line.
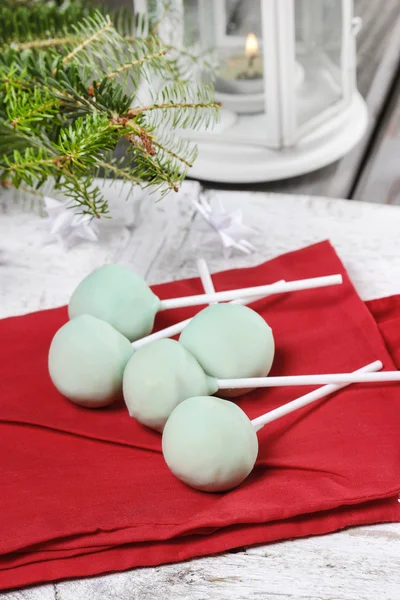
<box><xmin>182</xmin><ymin>0</ymin><xmax>268</xmax><ymax>142</ymax></box>
<box><xmin>224</xmin><ymin>0</ymin><xmax>262</xmax><ymax>37</ymax></box>
<box><xmin>180</xmin><ymin>1</ymin><xmax>284</xmax><ymax>147</ymax></box>
<box><xmin>294</xmin><ymin>0</ymin><xmax>344</xmax><ymax>131</ymax></box>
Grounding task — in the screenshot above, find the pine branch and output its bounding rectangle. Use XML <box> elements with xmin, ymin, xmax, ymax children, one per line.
<box><xmin>86</xmin><ymin>34</ymin><xmax>167</xmax><ymax>88</ymax></box>
<box><xmin>0</xmin><ymin>2</ymin><xmax>219</xmax><ymax>217</ymax></box>
<box><xmin>127</xmin><ymin>142</ymin><xmax>181</xmax><ymax>193</ymax></box>
<box><xmin>62</xmin><ymin>15</ymin><xmax>114</xmax><ymax>65</ymax></box>
<box><xmin>7</xmin><ymin>88</ymin><xmax>60</xmax><ymax>129</ymax></box>
<box><xmin>152</xmin><ymin>140</ymin><xmax>194</xmax><ymax>168</ymax></box>
<box><xmin>62</xmin><ymin>174</ymin><xmax>108</xmax><ymax>217</ymax></box>
<box><xmin>104</xmin><ymin>49</ymin><xmax>167</xmax><ymax>81</ymax></box>
<box><xmin>140</xmin><ymin>83</ymin><xmax>220</xmax><ymax>133</ymax></box>
<box><xmin>96</xmin><ymin>160</ymin><xmax>143</xmax><ymax>186</ymax></box>
<box><xmin>11</xmin><ymin>35</ymin><xmax>81</xmax><ymax>51</ymax></box>
<box><xmin>129</xmin><ymin>101</ymin><xmax>220</xmax><ymax>116</ymax></box>
<box><xmin>3</xmin><ymin>148</ymin><xmax>60</xmax><ymax>188</ymax></box>
<box><xmin>11</xmin><ymin>100</ymin><xmax>56</xmax><ymax>126</ymax></box>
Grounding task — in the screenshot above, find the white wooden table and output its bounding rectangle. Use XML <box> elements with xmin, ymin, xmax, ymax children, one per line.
<box><xmin>1</xmin><ymin>182</ymin><xmax>400</xmax><ymax>599</ymax></box>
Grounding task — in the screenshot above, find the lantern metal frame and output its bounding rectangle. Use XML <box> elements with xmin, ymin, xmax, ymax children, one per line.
<box><xmin>138</xmin><ymin>0</ymin><xmax>368</xmax><ymax>183</ymax></box>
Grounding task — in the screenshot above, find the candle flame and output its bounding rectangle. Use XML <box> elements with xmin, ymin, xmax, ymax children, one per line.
<box><xmin>245</xmin><ymin>33</ymin><xmax>258</xmax><ymax>59</ymax></box>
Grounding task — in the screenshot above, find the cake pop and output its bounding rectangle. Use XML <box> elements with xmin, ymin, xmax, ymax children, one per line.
<box><xmin>48</xmin><ymin>314</ymin><xmax>133</xmax><ymax>407</ymax></box>
<box><xmin>162</xmin><ymin>395</ymin><xmax>258</xmax><ymax>492</ymax></box>
<box><xmin>162</xmin><ymin>361</ymin><xmax>383</xmax><ymax>492</ymax></box>
<box><xmin>123</xmin><ymin>339</ymin><xmax>217</xmax><ymax>431</ymax></box>
<box><xmin>68</xmin><ymin>263</ymin><xmax>343</xmax><ymax>342</ymax></box>
<box><xmin>179</xmin><ymin>303</ymin><xmax>275</xmax><ymax>382</ymax></box>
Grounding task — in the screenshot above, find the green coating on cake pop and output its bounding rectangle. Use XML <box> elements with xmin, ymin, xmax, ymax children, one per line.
<box><xmin>48</xmin><ymin>314</ymin><xmax>134</xmax><ymax>407</ymax></box>
<box><xmin>162</xmin><ymin>396</ymin><xmax>258</xmax><ymax>492</ymax></box>
<box><xmin>179</xmin><ymin>304</ymin><xmax>275</xmax><ymax>379</ymax></box>
<box><xmin>68</xmin><ymin>264</ymin><xmax>161</xmax><ymax>341</ymax></box>
<box><xmin>123</xmin><ymin>339</ymin><xmax>218</xmax><ymax>432</ymax></box>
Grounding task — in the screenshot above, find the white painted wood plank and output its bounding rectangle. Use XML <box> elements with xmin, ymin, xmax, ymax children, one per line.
<box><xmin>50</xmin><ymin>523</ymin><xmax>400</xmax><ymax>600</ymax></box>
<box><xmin>0</xmin><ymin>586</ymin><xmax>55</xmax><ymax>600</ymax></box>
<box><xmin>1</xmin><ymin>182</ymin><xmax>400</xmax><ymax>599</ymax></box>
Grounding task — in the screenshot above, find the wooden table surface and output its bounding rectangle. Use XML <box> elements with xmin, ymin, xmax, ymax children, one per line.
<box><xmin>1</xmin><ymin>180</ymin><xmax>400</xmax><ymax>599</ymax></box>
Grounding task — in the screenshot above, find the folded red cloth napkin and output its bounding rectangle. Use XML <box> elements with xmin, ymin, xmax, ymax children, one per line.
<box><xmin>0</xmin><ymin>241</ymin><xmax>399</xmax><ymax>590</ymax></box>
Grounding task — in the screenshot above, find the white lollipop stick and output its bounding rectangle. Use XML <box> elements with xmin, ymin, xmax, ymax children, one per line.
<box><xmin>132</xmin><ymin>266</ymin><xmax>340</xmax><ymax>351</ymax></box>
<box><xmin>159</xmin><ymin>274</ymin><xmax>343</xmax><ymax>310</ymax></box>
<box><xmin>131</xmin><ymin>317</ymin><xmax>192</xmax><ymax>349</ymax></box>
<box><xmin>134</xmin><ymin>257</ymin><xmax>284</xmax><ymax>350</ymax></box>
<box><xmin>217</xmin><ymin>370</ymin><xmax>400</xmax><ymax>389</ymax></box>
<box><xmin>132</xmin><ymin>277</ymin><xmax>284</xmax><ymax>350</ymax></box>
<box><xmin>251</xmin><ymin>360</ymin><xmax>383</xmax><ymax>432</ymax></box>
<box><xmin>196</xmin><ymin>258</ymin><xmax>217</xmax><ymax>303</ymax></box>
<box><xmin>196</xmin><ymin>258</ymin><xmax>272</xmax><ymax>306</ymax></box>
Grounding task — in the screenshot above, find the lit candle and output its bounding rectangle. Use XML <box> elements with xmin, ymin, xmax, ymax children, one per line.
<box><xmin>214</xmin><ymin>32</ymin><xmax>264</xmax><ymax>96</ymax></box>
<box><xmin>245</xmin><ymin>32</ymin><xmax>259</xmax><ymax>71</ymax></box>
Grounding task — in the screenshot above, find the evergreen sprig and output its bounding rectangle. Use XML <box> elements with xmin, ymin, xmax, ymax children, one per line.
<box><xmin>0</xmin><ymin>1</ymin><xmax>219</xmax><ymax>217</ymax></box>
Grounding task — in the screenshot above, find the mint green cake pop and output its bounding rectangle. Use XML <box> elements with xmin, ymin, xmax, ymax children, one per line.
<box><xmin>68</xmin><ymin>264</ymin><xmax>160</xmax><ymax>341</ymax></box>
<box><xmin>48</xmin><ymin>314</ymin><xmax>133</xmax><ymax>407</ymax></box>
<box><xmin>123</xmin><ymin>339</ymin><xmax>218</xmax><ymax>431</ymax></box>
<box><xmin>162</xmin><ymin>396</ymin><xmax>258</xmax><ymax>492</ymax></box>
<box><xmin>179</xmin><ymin>304</ymin><xmax>275</xmax><ymax>395</ymax></box>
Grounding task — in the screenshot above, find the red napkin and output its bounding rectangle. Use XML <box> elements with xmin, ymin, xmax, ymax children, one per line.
<box><xmin>0</xmin><ymin>241</ymin><xmax>399</xmax><ymax>590</ymax></box>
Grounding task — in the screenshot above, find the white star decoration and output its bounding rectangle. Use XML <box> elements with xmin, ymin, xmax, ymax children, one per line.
<box><xmin>43</xmin><ymin>196</ymin><xmax>99</xmax><ymax>249</ymax></box>
<box><xmin>192</xmin><ymin>191</ymin><xmax>257</xmax><ymax>257</ymax></box>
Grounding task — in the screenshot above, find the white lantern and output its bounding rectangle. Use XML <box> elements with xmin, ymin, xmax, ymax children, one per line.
<box><xmin>140</xmin><ymin>0</ymin><xmax>368</xmax><ymax>183</ymax></box>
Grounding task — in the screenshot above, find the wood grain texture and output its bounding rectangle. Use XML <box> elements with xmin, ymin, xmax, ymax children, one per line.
<box><xmin>1</xmin><ymin>181</ymin><xmax>400</xmax><ymax>599</ymax></box>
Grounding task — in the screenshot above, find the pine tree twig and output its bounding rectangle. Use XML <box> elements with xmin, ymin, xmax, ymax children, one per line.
<box><xmin>66</xmin><ymin>174</ymin><xmax>103</xmax><ymax>218</ymax></box>
<box><xmin>10</xmin><ymin>35</ymin><xmax>82</xmax><ymax>51</ymax></box>
<box><xmin>144</xmin><ymin>153</ymin><xmax>179</xmax><ymax>192</ymax></box>
<box><xmin>1</xmin><ymin>76</ymin><xmax>32</xmax><ymax>89</ymax></box>
<box><xmin>152</xmin><ymin>140</ymin><xmax>193</xmax><ymax>168</ymax></box>
<box><xmin>11</xmin><ymin>100</ymin><xmax>59</xmax><ymax>127</ymax></box>
<box><xmin>128</xmin><ymin>133</ymin><xmax>156</xmax><ymax>156</ymax></box>
<box><xmin>127</xmin><ymin>101</ymin><xmax>221</xmax><ymax>116</ymax></box>
<box><xmin>164</xmin><ymin>44</ymin><xmax>204</xmax><ymax>62</ymax></box>
<box><xmin>126</xmin><ymin>131</ymin><xmax>180</xmax><ymax>192</ymax></box>
<box><xmin>96</xmin><ymin>160</ymin><xmax>142</xmax><ymax>185</ymax></box>
<box><xmin>5</xmin><ymin>157</ymin><xmax>58</xmax><ymax>171</ymax></box>
<box><xmin>104</xmin><ymin>49</ymin><xmax>167</xmax><ymax>81</ymax></box>
<box><xmin>62</xmin><ymin>17</ymin><xmax>113</xmax><ymax>66</ymax></box>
